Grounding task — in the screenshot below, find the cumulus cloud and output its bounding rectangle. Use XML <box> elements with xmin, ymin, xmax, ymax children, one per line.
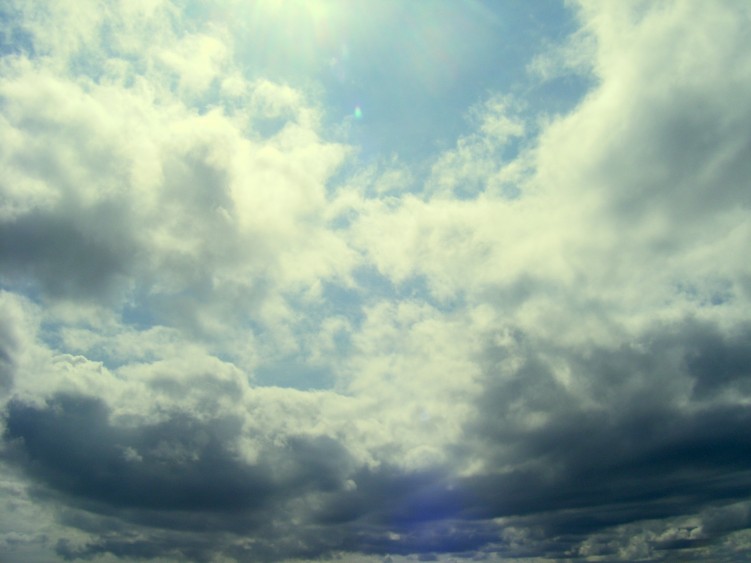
<box><xmin>1</xmin><ymin>0</ymin><xmax>750</xmax><ymax>561</ymax></box>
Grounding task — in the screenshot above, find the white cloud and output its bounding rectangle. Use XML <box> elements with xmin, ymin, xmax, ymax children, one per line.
<box><xmin>157</xmin><ymin>32</ymin><xmax>229</xmax><ymax>96</ymax></box>
<box><xmin>0</xmin><ymin>21</ymin><xmax>355</xmax><ymax>357</ymax></box>
<box><xmin>427</xmin><ymin>96</ymin><xmax>526</xmax><ymax>198</ymax></box>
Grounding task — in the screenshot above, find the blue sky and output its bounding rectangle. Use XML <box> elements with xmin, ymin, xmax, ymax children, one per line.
<box><xmin>1</xmin><ymin>1</ymin><xmax>751</xmax><ymax>562</ymax></box>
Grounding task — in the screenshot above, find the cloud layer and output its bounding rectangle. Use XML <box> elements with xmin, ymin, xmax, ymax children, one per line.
<box><xmin>1</xmin><ymin>0</ymin><xmax>750</xmax><ymax>561</ymax></box>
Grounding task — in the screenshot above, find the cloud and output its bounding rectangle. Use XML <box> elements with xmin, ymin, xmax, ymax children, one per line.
<box><xmin>469</xmin><ymin>320</ymin><xmax>751</xmax><ymax>500</ymax></box>
<box><xmin>3</xmin><ymin>392</ymin><xmax>362</xmax><ymax>560</ymax></box>
<box><xmin>1</xmin><ymin>0</ymin><xmax>750</xmax><ymax>561</ymax></box>
<box><xmin>0</xmin><ymin>32</ymin><xmax>354</xmax><ymax>355</ymax></box>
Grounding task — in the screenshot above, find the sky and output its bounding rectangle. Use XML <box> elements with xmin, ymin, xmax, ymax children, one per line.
<box><xmin>1</xmin><ymin>0</ymin><xmax>751</xmax><ymax>561</ymax></box>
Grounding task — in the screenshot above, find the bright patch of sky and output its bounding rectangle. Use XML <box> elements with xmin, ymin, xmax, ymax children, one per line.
<box><xmin>179</xmin><ymin>0</ymin><xmax>589</xmax><ymax>160</ymax></box>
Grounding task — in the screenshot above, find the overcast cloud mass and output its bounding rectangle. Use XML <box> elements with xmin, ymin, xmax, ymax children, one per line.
<box><xmin>1</xmin><ymin>1</ymin><xmax>751</xmax><ymax>561</ymax></box>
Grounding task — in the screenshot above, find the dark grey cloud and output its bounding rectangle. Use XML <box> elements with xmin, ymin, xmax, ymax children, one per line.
<box><xmin>456</xmin><ymin>317</ymin><xmax>751</xmax><ymax>558</ymax></box>
<box><xmin>4</xmin><ymin>394</ymin><xmax>273</xmax><ymax>513</ymax></box>
<box><xmin>3</xmin><ymin>392</ymin><xmax>470</xmax><ymax>561</ymax></box>
<box><xmin>684</xmin><ymin>322</ymin><xmax>751</xmax><ymax>399</ymax></box>
<box><xmin>4</xmin><ymin>316</ymin><xmax>750</xmax><ymax>561</ymax></box>
<box><xmin>1</xmin><ymin>393</ymin><xmax>357</xmax><ymax>558</ymax></box>
<box><xmin>601</xmin><ymin>93</ymin><xmax>751</xmax><ymax>225</ymax></box>
<box><xmin>2</xmin><ymin>392</ymin><xmax>473</xmax><ymax>560</ymax></box>
<box><xmin>0</xmin><ymin>315</ymin><xmax>17</xmax><ymax>392</ymax></box>
<box><xmin>0</xmin><ymin>210</ymin><xmax>137</xmax><ymax>301</ymax></box>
